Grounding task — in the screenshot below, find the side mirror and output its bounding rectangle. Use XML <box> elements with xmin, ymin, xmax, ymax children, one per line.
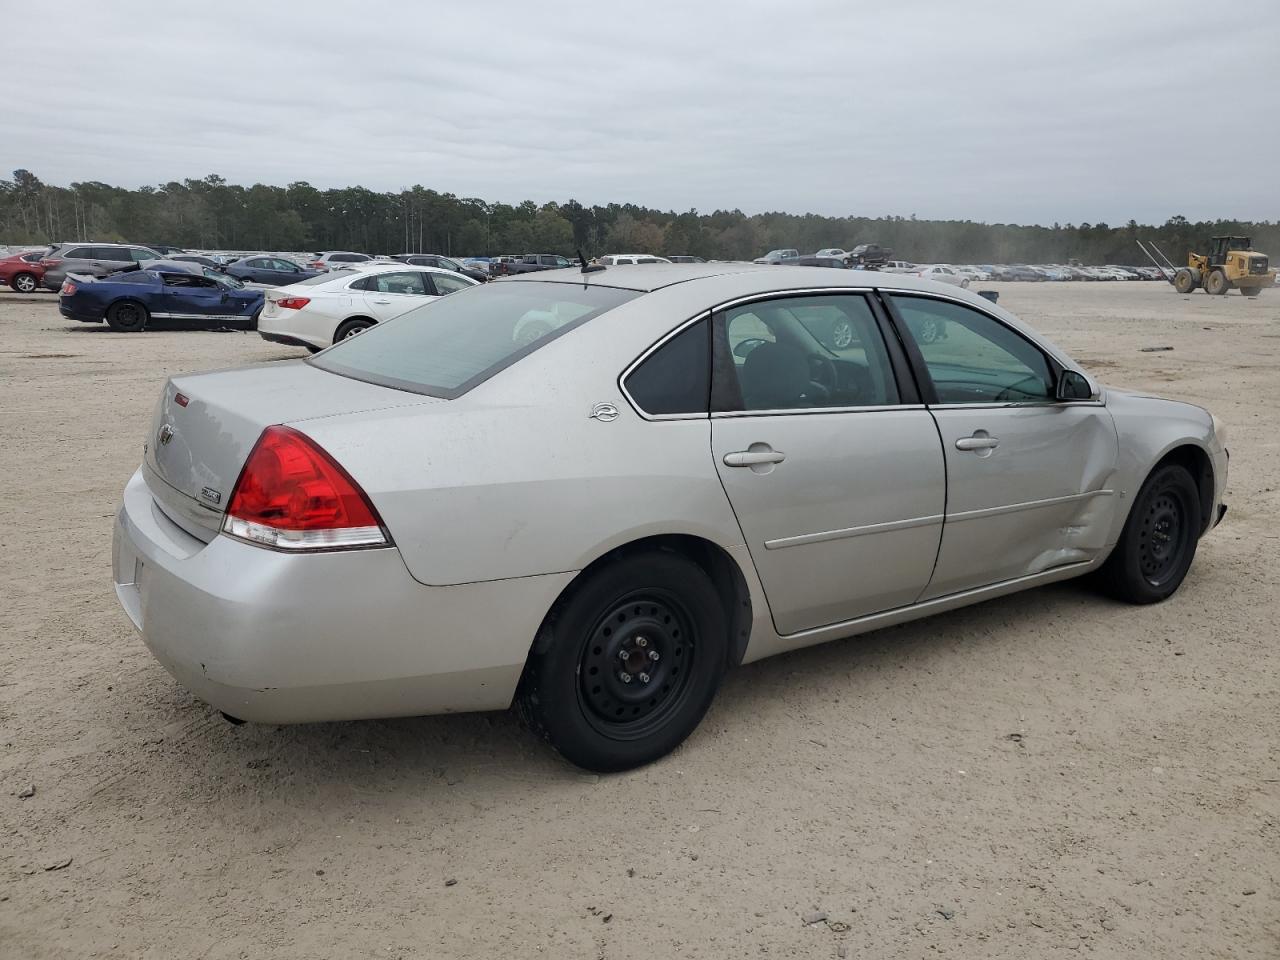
<box><xmin>1056</xmin><ymin>369</ymin><xmax>1093</xmax><ymax>401</ymax></box>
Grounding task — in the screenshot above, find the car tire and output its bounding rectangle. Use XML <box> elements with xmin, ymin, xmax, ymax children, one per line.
<box><xmin>106</xmin><ymin>300</ymin><xmax>148</xmax><ymax>332</ymax></box>
<box><xmin>333</xmin><ymin>318</ymin><xmax>373</xmax><ymax>343</ymax></box>
<box><xmin>1205</xmin><ymin>269</ymin><xmax>1229</xmax><ymax>295</ymax></box>
<box><xmin>11</xmin><ymin>272</ymin><xmax>38</xmax><ymax>293</ymax></box>
<box><xmin>1097</xmin><ymin>462</ymin><xmax>1201</xmax><ymax>604</ymax></box>
<box><xmin>518</xmin><ymin>551</ymin><xmax>728</xmax><ymax>772</ymax></box>
<box><xmin>1173</xmin><ymin>269</ymin><xmax>1196</xmax><ymax>294</ymax></box>
<box><xmin>961</xmin><ymin>278</ymin><xmax>970</xmax><ymax>288</ymax></box>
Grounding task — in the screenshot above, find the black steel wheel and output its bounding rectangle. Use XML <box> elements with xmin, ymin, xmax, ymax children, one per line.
<box><xmin>106</xmin><ymin>300</ymin><xmax>147</xmax><ymax>332</ymax></box>
<box><xmin>1098</xmin><ymin>462</ymin><xmax>1202</xmax><ymax>603</ymax></box>
<box><xmin>577</xmin><ymin>591</ymin><xmax>697</xmax><ymax>741</ymax></box>
<box><xmin>518</xmin><ymin>551</ymin><xmax>728</xmax><ymax>772</ymax></box>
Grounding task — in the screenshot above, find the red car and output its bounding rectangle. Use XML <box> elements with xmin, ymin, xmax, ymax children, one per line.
<box><xmin>0</xmin><ymin>249</ymin><xmax>48</xmax><ymax>293</ymax></box>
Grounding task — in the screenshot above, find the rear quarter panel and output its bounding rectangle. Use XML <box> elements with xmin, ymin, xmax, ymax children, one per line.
<box><xmin>295</xmin><ymin>285</ymin><xmax>751</xmax><ymax>586</ymax></box>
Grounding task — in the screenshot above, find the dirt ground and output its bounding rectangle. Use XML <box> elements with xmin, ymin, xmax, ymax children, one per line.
<box><xmin>1</xmin><ymin>281</ymin><xmax>1277</xmax><ymax>959</ymax></box>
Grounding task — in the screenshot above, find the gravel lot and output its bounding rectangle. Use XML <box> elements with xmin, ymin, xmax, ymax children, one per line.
<box><xmin>1</xmin><ymin>281</ymin><xmax>1277</xmax><ymax>959</ymax></box>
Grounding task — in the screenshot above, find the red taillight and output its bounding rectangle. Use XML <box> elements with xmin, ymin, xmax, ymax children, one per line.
<box><xmin>60</xmin><ymin>281</ymin><xmax>77</xmax><ymax>295</ymax></box>
<box><xmin>41</xmin><ymin>258</ymin><xmax>62</xmax><ymax>268</ymax></box>
<box><xmin>222</xmin><ymin>425</ymin><xmax>388</xmax><ymax>550</ymax></box>
<box><xmin>274</xmin><ymin>296</ymin><xmax>311</xmax><ymax>311</ymax></box>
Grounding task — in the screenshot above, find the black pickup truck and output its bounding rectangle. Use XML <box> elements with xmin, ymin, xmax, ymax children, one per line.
<box><xmin>495</xmin><ymin>253</ymin><xmax>575</xmax><ymax>276</ymax></box>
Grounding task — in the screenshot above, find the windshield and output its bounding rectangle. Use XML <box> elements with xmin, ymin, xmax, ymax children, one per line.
<box><xmin>209</xmin><ymin>269</ymin><xmax>244</xmax><ymax>288</ymax></box>
<box><xmin>309</xmin><ymin>281</ymin><xmax>639</xmax><ymax>398</ymax></box>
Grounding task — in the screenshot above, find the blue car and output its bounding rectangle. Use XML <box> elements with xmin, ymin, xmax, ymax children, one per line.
<box><xmin>225</xmin><ymin>255</ymin><xmax>322</xmax><ymax>286</ymax></box>
<box><xmin>58</xmin><ymin>266</ymin><xmax>264</xmax><ymax>332</ymax></box>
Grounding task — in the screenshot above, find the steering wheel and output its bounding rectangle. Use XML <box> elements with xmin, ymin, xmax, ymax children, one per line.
<box><xmin>808</xmin><ymin>354</ymin><xmax>837</xmax><ymax>393</ymax></box>
<box><xmin>993</xmin><ymin>375</ymin><xmax>1045</xmax><ymax>402</ymax></box>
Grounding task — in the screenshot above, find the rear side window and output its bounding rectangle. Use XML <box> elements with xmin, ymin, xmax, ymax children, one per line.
<box><xmin>429</xmin><ymin>273</ymin><xmax>473</xmax><ymax>295</ymax></box>
<box><xmin>624</xmin><ymin>318</ymin><xmax>710</xmax><ymax>416</ymax></box>
<box><xmin>310</xmin><ymin>281</ymin><xmax>638</xmax><ymax>399</ymax></box>
<box><xmin>97</xmin><ymin>247</ymin><xmax>130</xmax><ymax>261</ymax></box>
<box><xmin>64</xmin><ymin>247</ymin><xmax>92</xmax><ymax>259</ymax></box>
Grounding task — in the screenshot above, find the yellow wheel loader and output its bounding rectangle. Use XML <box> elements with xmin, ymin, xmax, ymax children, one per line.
<box><xmin>1138</xmin><ymin>236</ymin><xmax>1273</xmax><ymax>297</ymax></box>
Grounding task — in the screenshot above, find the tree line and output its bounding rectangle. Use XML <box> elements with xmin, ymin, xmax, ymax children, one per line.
<box><xmin>2</xmin><ymin>169</ymin><xmax>1276</xmax><ymax>267</ymax></box>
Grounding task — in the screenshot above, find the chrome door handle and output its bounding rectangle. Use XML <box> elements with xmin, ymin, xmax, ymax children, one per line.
<box><xmin>955</xmin><ymin>435</ymin><xmax>1000</xmax><ymax>451</ymax></box>
<box><xmin>724</xmin><ymin>449</ymin><xmax>786</xmax><ymax>467</ymax></box>
<box><xmin>372</xmin><ymin>298</ymin><xmax>393</xmax><ymax>304</ymax></box>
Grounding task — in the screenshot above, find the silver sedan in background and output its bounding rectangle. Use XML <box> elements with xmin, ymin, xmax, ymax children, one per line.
<box><xmin>113</xmin><ymin>265</ymin><xmax>1228</xmax><ymax>771</ymax></box>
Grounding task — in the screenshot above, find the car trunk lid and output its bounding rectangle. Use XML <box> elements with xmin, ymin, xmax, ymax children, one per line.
<box><xmin>143</xmin><ymin>359</ymin><xmax>439</xmax><ymax>541</ymax></box>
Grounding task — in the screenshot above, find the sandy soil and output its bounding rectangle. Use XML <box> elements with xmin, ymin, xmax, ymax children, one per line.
<box><xmin>1</xmin><ymin>281</ymin><xmax>1277</xmax><ymax>959</ymax></box>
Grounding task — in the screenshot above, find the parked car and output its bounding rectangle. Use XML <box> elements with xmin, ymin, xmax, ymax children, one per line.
<box><xmin>599</xmin><ymin>254</ymin><xmax>672</xmax><ymax>265</ymax></box>
<box><xmin>143</xmin><ymin>244</ymin><xmax>187</xmax><ymax>256</ymax></box>
<box><xmin>226</xmin><ymin>255</ymin><xmax>323</xmax><ymax>286</ymax></box>
<box><xmin>392</xmin><ymin>254</ymin><xmax>489</xmax><ymax>282</ymax></box>
<box><xmin>667</xmin><ymin>255</ymin><xmax>706</xmax><ymax>263</ymax></box>
<box><xmin>112</xmin><ymin>264</ymin><xmax>1228</xmax><ymax>771</ymax></box>
<box><xmin>167</xmin><ymin>254</ymin><xmax>226</xmax><ymax>272</ymax></box>
<box><xmin>306</xmin><ymin>251</ymin><xmax>372</xmax><ymax>271</ymax></box>
<box><xmin>916</xmin><ymin>265</ymin><xmax>970</xmax><ymax>288</ymax></box>
<box><xmin>881</xmin><ymin>260</ymin><xmax>917</xmax><ymax>274</ymax></box>
<box><xmin>59</xmin><ymin>264</ymin><xmax>262</xmax><ymax>332</ymax></box>
<box><xmin>502</xmin><ymin>253</ymin><xmax>576</xmax><ymax>274</ymax></box>
<box><xmin>753</xmin><ymin>249</ymin><xmax>799</xmax><ymax>264</ymax></box>
<box><xmin>40</xmin><ymin>242</ymin><xmax>164</xmax><ymax>290</ymax></box>
<box><xmin>814</xmin><ymin>248</ymin><xmax>848</xmax><ymax>259</ymax></box>
<box><xmin>488</xmin><ymin>255</ymin><xmax>523</xmax><ymax>276</ymax></box>
<box><xmin>779</xmin><ymin>255</ymin><xmax>849</xmax><ymax>269</ymax></box>
<box><xmin>1004</xmin><ymin>265</ymin><xmax>1044</xmax><ymax>282</ymax></box>
<box><xmin>956</xmin><ymin>265</ymin><xmax>993</xmax><ymax>282</ymax></box>
<box><xmin>257</xmin><ymin>264</ymin><xmax>476</xmax><ymax>352</ymax></box>
<box><xmin>0</xmin><ymin>248</ymin><xmax>49</xmax><ymax>292</ymax></box>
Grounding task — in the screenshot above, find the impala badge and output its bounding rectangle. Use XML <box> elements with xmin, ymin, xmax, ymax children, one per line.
<box><xmin>157</xmin><ymin>424</ymin><xmax>174</xmax><ymax>446</ymax></box>
<box><xmin>589</xmin><ymin>402</ymin><xmax>619</xmax><ymax>422</ymax></box>
<box><xmin>200</xmin><ymin>487</ymin><xmax>222</xmax><ymax>505</ymax></box>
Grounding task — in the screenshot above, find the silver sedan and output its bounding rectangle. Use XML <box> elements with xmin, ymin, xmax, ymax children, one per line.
<box><xmin>113</xmin><ymin>265</ymin><xmax>1229</xmax><ymax>771</ymax></box>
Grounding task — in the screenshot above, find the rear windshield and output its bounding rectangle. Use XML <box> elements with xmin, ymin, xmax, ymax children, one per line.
<box><xmin>309</xmin><ymin>281</ymin><xmax>639</xmax><ymax>399</ymax></box>
<box><xmin>297</xmin><ymin>270</ymin><xmax>354</xmax><ymax>285</ymax></box>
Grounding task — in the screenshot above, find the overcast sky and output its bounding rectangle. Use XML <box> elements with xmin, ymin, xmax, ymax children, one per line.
<box><xmin>4</xmin><ymin>0</ymin><xmax>1277</xmax><ymax>225</ymax></box>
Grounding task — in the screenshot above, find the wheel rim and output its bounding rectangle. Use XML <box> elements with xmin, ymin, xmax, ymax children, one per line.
<box><xmin>1137</xmin><ymin>488</ymin><xmax>1192</xmax><ymax>587</ymax></box>
<box><xmin>577</xmin><ymin>590</ymin><xmax>696</xmax><ymax>740</ymax></box>
<box><xmin>15</xmin><ymin>274</ymin><xmax>35</xmax><ymax>292</ymax></box>
<box><xmin>832</xmin><ymin>321</ymin><xmax>853</xmax><ymax>350</ymax></box>
<box><xmin>117</xmin><ymin>304</ymin><xmax>141</xmax><ymax>327</ymax></box>
<box><xmin>343</xmin><ymin>324</ymin><xmax>368</xmax><ymax>339</ymax></box>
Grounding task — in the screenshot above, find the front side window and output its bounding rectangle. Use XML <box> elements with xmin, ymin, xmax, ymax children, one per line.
<box><xmin>624</xmin><ymin>318</ymin><xmax>709</xmax><ymax>416</ymax></box>
<box><xmin>310</xmin><ymin>281</ymin><xmax>638</xmax><ymax>399</ymax></box>
<box><xmin>716</xmin><ymin>294</ymin><xmax>900</xmax><ymax>411</ymax></box>
<box><xmin>132</xmin><ymin>248</ymin><xmax>160</xmax><ymax>262</ymax></box>
<box><xmin>890</xmin><ymin>295</ymin><xmax>1054</xmax><ymax>404</ymax></box>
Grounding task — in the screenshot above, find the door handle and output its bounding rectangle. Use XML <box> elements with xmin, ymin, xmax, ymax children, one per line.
<box><xmin>724</xmin><ymin>448</ymin><xmax>786</xmax><ymax>467</ymax></box>
<box><xmin>372</xmin><ymin>298</ymin><xmax>393</xmax><ymax>304</ymax></box>
<box><xmin>955</xmin><ymin>434</ymin><xmax>1000</xmax><ymax>451</ymax></box>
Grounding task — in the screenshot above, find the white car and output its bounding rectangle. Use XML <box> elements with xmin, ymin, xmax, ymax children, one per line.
<box><xmin>815</xmin><ymin>248</ymin><xmax>848</xmax><ymax>259</ymax></box>
<box><xmin>599</xmin><ymin>254</ymin><xmax>672</xmax><ymax>265</ymax></box>
<box><xmin>258</xmin><ymin>264</ymin><xmax>476</xmax><ymax>351</ymax></box>
<box><xmin>916</xmin><ymin>265</ymin><xmax>970</xmax><ymax>288</ymax></box>
<box><xmin>882</xmin><ymin>260</ymin><xmax>917</xmax><ymax>274</ymax></box>
<box><xmin>305</xmin><ymin>251</ymin><xmax>373</xmax><ymax>272</ymax></box>
<box><xmin>753</xmin><ymin>249</ymin><xmax>799</xmax><ymax>264</ymax></box>
<box><xmin>956</xmin><ymin>265</ymin><xmax>992</xmax><ymax>282</ymax></box>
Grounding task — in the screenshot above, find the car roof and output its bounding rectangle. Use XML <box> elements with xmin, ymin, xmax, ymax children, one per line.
<box><xmin>499</xmin><ymin>262</ymin><xmax>1005</xmax><ymax>299</ymax></box>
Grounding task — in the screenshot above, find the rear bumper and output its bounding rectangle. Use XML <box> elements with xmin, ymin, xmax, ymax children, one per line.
<box><xmin>258</xmin><ymin>310</ymin><xmax>331</xmax><ymax>351</ymax></box>
<box><xmin>259</xmin><ymin>331</ymin><xmax>318</xmax><ymax>352</ymax></box>
<box><xmin>59</xmin><ymin>300</ymin><xmax>104</xmax><ymax>322</ymax></box>
<box><xmin>113</xmin><ymin>467</ymin><xmax>574</xmax><ymax>723</ymax></box>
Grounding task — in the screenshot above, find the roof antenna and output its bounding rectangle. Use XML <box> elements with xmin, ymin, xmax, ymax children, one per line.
<box><xmin>578</xmin><ymin>248</ymin><xmax>606</xmax><ymax>274</ymax></box>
